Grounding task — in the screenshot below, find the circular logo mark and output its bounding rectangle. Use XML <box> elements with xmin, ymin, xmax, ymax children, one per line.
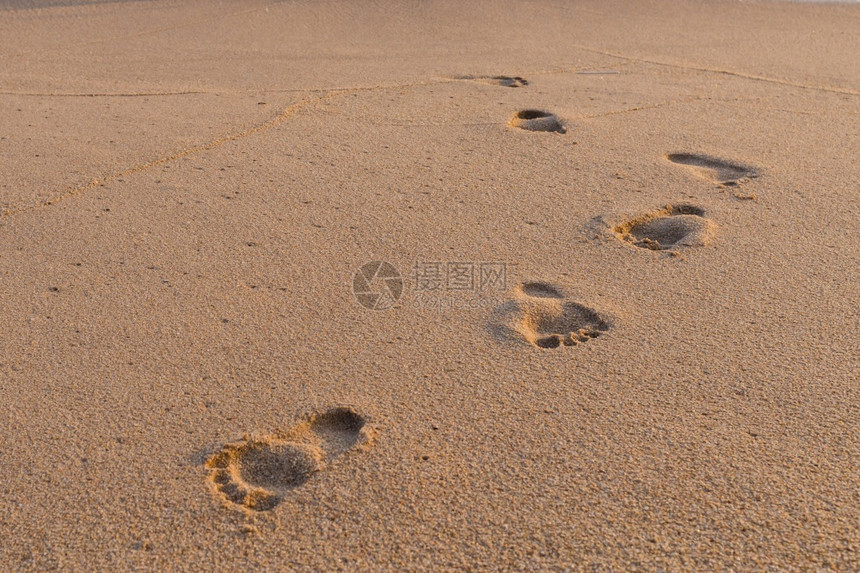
<box><xmin>352</xmin><ymin>261</ymin><xmax>403</xmax><ymax>310</ymax></box>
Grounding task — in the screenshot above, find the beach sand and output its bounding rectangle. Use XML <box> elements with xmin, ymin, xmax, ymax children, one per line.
<box><xmin>0</xmin><ymin>0</ymin><xmax>857</xmax><ymax>570</ymax></box>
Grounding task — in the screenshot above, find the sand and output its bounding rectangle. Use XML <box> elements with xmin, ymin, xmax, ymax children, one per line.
<box><xmin>0</xmin><ymin>0</ymin><xmax>857</xmax><ymax>570</ymax></box>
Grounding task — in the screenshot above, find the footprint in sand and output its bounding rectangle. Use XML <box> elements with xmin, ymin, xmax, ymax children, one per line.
<box><xmin>667</xmin><ymin>153</ymin><xmax>758</xmax><ymax>187</ymax></box>
<box><xmin>462</xmin><ymin>74</ymin><xmax>529</xmax><ymax>88</ymax></box>
<box><xmin>493</xmin><ymin>282</ymin><xmax>611</xmax><ymax>349</ymax></box>
<box><xmin>489</xmin><ymin>75</ymin><xmax>529</xmax><ymax>88</ymax></box>
<box><xmin>613</xmin><ymin>204</ymin><xmax>715</xmax><ymax>251</ymax></box>
<box><xmin>509</xmin><ymin>109</ymin><xmax>565</xmax><ymax>133</ymax></box>
<box><xmin>206</xmin><ymin>407</ymin><xmax>375</xmax><ymax>512</ymax></box>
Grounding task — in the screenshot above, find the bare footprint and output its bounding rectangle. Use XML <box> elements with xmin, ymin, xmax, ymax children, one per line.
<box><xmin>509</xmin><ymin>110</ymin><xmax>565</xmax><ymax>133</ymax></box>
<box><xmin>460</xmin><ymin>74</ymin><xmax>529</xmax><ymax>88</ymax></box>
<box><xmin>667</xmin><ymin>153</ymin><xmax>758</xmax><ymax>187</ymax></box>
<box><xmin>489</xmin><ymin>75</ymin><xmax>529</xmax><ymax>88</ymax></box>
<box><xmin>206</xmin><ymin>407</ymin><xmax>375</xmax><ymax>512</ymax></box>
<box><xmin>492</xmin><ymin>283</ymin><xmax>610</xmax><ymax>349</ymax></box>
<box><xmin>613</xmin><ymin>204</ymin><xmax>715</xmax><ymax>251</ymax></box>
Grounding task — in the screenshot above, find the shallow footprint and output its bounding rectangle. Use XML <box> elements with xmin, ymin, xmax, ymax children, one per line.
<box><xmin>493</xmin><ymin>283</ymin><xmax>610</xmax><ymax>349</ymax></box>
<box><xmin>206</xmin><ymin>407</ymin><xmax>375</xmax><ymax>512</ymax></box>
<box><xmin>509</xmin><ymin>109</ymin><xmax>565</xmax><ymax>133</ymax></box>
<box><xmin>460</xmin><ymin>74</ymin><xmax>529</xmax><ymax>88</ymax></box>
<box><xmin>666</xmin><ymin>153</ymin><xmax>758</xmax><ymax>187</ymax></box>
<box><xmin>489</xmin><ymin>75</ymin><xmax>528</xmax><ymax>88</ymax></box>
<box><xmin>613</xmin><ymin>204</ymin><xmax>714</xmax><ymax>251</ymax></box>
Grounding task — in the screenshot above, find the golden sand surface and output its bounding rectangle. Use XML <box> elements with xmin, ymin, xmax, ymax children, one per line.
<box><xmin>0</xmin><ymin>0</ymin><xmax>857</xmax><ymax>570</ymax></box>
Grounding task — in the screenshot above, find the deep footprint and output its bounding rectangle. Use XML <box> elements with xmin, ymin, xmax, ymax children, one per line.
<box><xmin>494</xmin><ymin>283</ymin><xmax>610</xmax><ymax>349</ymax></box>
<box><xmin>667</xmin><ymin>153</ymin><xmax>757</xmax><ymax>186</ymax></box>
<box><xmin>509</xmin><ymin>109</ymin><xmax>565</xmax><ymax>133</ymax></box>
<box><xmin>613</xmin><ymin>204</ymin><xmax>714</xmax><ymax>251</ymax></box>
<box><xmin>206</xmin><ymin>407</ymin><xmax>374</xmax><ymax>512</ymax></box>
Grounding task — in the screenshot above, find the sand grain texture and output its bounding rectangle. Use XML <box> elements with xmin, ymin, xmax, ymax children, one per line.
<box><xmin>0</xmin><ymin>0</ymin><xmax>858</xmax><ymax>571</ymax></box>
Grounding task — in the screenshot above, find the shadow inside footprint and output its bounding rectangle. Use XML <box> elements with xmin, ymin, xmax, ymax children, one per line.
<box><xmin>667</xmin><ymin>153</ymin><xmax>757</xmax><ymax>186</ymax></box>
<box><xmin>510</xmin><ymin>110</ymin><xmax>565</xmax><ymax>133</ymax></box>
<box><xmin>207</xmin><ymin>441</ymin><xmax>321</xmax><ymax>511</ymax></box>
<box><xmin>463</xmin><ymin>74</ymin><xmax>529</xmax><ymax>88</ymax></box>
<box><xmin>519</xmin><ymin>281</ymin><xmax>564</xmax><ymax>299</ymax></box>
<box><xmin>614</xmin><ymin>204</ymin><xmax>714</xmax><ymax>251</ymax></box>
<box><xmin>307</xmin><ymin>407</ymin><xmax>367</xmax><ymax>455</ymax></box>
<box><xmin>491</xmin><ymin>75</ymin><xmax>528</xmax><ymax>87</ymax></box>
<box><xmin>237</xmin><ymin>443</ymin><xmax>321</xmax><ymax>490</ymax></box>
<box><xmin>206</xmin><ymin>407</ymin><xmax>374</xmax><ymax>512</ymax></box>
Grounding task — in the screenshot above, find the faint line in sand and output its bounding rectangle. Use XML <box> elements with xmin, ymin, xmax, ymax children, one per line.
<box><xmin>0</xmin><ymin>79</ymin><xmax>459</xmax><ymax>218</ymax></box>
<box><xmin>568</xmin><ymin>45</ymin><xmax>859</xmax><ymax>96</ymax></box>
<box><xmin>0</xmin><ymin>91</ymin><xmax>209</xmax><ymax>97</ymax></box>
<box><xmin>0</xmin><ymin>79</ymin><xmax>447</xmax><ymax>99</ymax></box>
<box><xmin>0</xmin><ymin>91</ymin><xmax>344</xmax><ymax>218</ymax></box>
<box><xmin>581</xmin><ymin>96</ymin><xmax>705</xmax><ymax>120</ymax></box>
<box><xmin>259</xmin><ymin>78</ymin><xmax>453</xmax><ymax>94</ymax></box>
